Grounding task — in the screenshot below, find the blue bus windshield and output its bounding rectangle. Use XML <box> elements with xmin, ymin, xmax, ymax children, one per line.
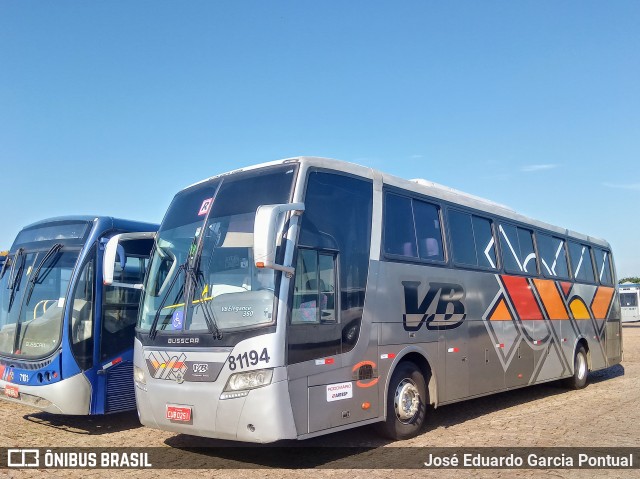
<box><xmin>0</xmin><ymin>248</ymin><xmax>81</xmax><ymax>359</ymax></box>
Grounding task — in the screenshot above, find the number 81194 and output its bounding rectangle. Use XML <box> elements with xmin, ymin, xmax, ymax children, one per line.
<box><xmin>227</xmin><ymin>348</ymin><xmax>271</xmax><ymax>371</ymax></box>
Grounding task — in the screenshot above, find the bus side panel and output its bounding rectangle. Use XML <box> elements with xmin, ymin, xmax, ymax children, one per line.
<box><xmin>605</xmin><ymin>292</ymin><xmax>622</xmax><ymax>365</ymax></box>
<box><xmin>372</xmin><ymin>261</ymin><xmax>621</xmax><ymax>406</ymax></box>
<box><xmin>371</xmin><ymin>262</ymin><xmax>502</xmax><ymax>403</ymax></box>
<box><xmin>289</xmin><ymin>316</ymin><xmax>382</xmax><ymax>435</ymax></box>
<box><xmin>468</xmin><ymin>318</ymin><xmax>504</xmax><ymax>395</ymax></box>
<box><xmin>605</xmin><ymin>320</ymin><xmax>622</xmax><ymax>365</ymax></box>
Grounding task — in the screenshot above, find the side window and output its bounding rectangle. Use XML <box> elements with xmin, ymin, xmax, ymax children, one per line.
<box><xmin>568</xmin><ymin>241</ymin><xmax>595</xmax><ymax>283</ymax></box>
<box><xmin>383</xmin><ymin>193</ymin><xmax>444</xmax><ymax>262</ymax></box>
<box><xmin>449</xmin><ymin>210</ymin><xmax>497</xmax><ymax>269</ymax></box>
<box><xmin>101</xmin><ymin>254</ymin><xmax>149</xmax><ymax>360</ymax></box>
<box><xmin>292</xmin><ymin>249</ymin><xmax>336</xmax><ymax>324</ymax></box>
<box><xmin>70</xmin><ymin>250</ymin><xmax>96</xmax><ymax>371</ymax></box>
<box><xmin>499</xmin><ymin>224</ymin><xmax>538</xmax><ymax>275</ymax></box>
<box><xmin>593</xmin><ymin>248</ymin><xmax>613</xmax><ymax>286</ymax></box>
<box><xmin>384</xmin><ymin>193</ymin><xmax>417</xmax><ymax>258</ymax></box>
<box><xmin>537</xmin><ymin>233</ymin><xmax>570</xmax><ymax>279</ymax></box>
<box><xmin>413</xmin><ymin>199</ymin><xmax>444</xmax><ymax>261</ymax></box>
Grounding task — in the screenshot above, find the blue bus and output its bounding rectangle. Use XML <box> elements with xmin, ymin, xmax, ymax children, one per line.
<box><xmin>0</xmin><ymin>216</ymin><xmax>157</xmax><ymax>414</ymax></box>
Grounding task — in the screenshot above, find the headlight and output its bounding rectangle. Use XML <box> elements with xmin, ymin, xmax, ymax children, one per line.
<box><xmin>220</xmin><ymin>368</ymin><xmax>273</xmax><ymax>400</ymax></box>
<box><xmin>133</xmin><ymin>365</ymin><xmax>146</xmax><ymax>385</ymax></box>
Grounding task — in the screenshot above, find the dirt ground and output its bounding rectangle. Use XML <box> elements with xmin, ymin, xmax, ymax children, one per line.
<box><xmin>1</xmin><ymin>325</ymin><xmax>639</xmax><ymax>479</ymax></box>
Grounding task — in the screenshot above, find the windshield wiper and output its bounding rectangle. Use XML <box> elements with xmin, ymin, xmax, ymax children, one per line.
<box><xmin>186</xmin><ymin>264</ymin><xmax>222</xmax><ymax>340</ymax></box>
<box><xmin>148</xmin><ymin>263</ymin><xmax>185</xmax><ymax>340</ymax></box>
<box><xmin>7</xmin><ymin>248</ymin><xmax>26</xmax><ymax>312</ymax></box>
<box><xmin>24</xmin><ymin>243</ymin><xmax>63</xmax><ymax>306</ymax></box>
<box><xmin>0</xmin><ymin>253</ymin><xmax>12</xmax><ymax>281</ymax></box>
<box><xmin>180</xmin><ymin>180</ymin><xmax>224</xmax><ymax>340</ymax></box>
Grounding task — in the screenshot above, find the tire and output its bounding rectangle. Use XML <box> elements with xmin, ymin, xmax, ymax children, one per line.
<box><xmin>376</xmin><ymin>362</ymin><xmax>428</xmax><ymax>440</ymax></box>
<box><xmin>565</xmin><ymin>345</ymin><xmax>588</xmax><ymax>390</ymax></box>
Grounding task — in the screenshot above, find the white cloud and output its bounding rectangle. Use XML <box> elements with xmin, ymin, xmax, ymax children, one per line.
<box><xmin>521</xmin><ymin>164</ymin><xmax>560</xmax><ymax>172</ymax></box>
<box><xmin>603</xmin><ymin>182</ymin><xmax>640</xmax><ymax>191</ymax></box>
<box><xmin>409</xmin><ymin>154</ymin><xmax>424</xmax><ymax>159</ymax></box>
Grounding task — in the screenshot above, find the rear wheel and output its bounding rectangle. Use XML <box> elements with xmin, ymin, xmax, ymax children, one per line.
<box><xmin>565</xmin><ymin>345</ymin><xmax>588</xmax><ymax>389</ymax></box>
<box><xmin>377</xmin><ymin>362</ymin><xmax>428</xmax><ymax>440</ymax></box>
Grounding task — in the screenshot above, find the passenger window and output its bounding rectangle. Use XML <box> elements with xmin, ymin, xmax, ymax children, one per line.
<box><xmin>593</xmin><ymin>248</ymin><xmax>613</xmax><ymax>286</ymax></box>
<box><xmin>384</xmin><ymin>193</ymin><xmax>417</xmax><ymax>258</ymax></box>
<box><xmin>568</xmin><ymin>241</ymin><xmax>595</xmax><ymax>283</ymax></box>
<box><xmin>383</xmin><ymin>193</ymin><xmax>445</xmax><ymax>262</ymax></box>
<box><xmin>413</xmin><ymin>200</ymin><xmax>444</xmax><ymax>261</ymax></box>
<box><xmin>292</xmin><ymin>249</ymin><xmax>336</xmax><ymax>324</ymax></box>
<box><xmin>70</xmin><ymin>250</ymin><xmax>95</xmax><ymax>370</ymax></box>
<box><xmin>449</xmin><ymin>210</ymin><xmax>497</xmax><ymax>269</ymax></box>
<box><xmin>537</xmin><ymin>233</ymin><xmax>570</xmax><ymax>279</ymax></box>
<box><xmin>499</xmin><ymin>224</ymin><xmax>538</xmax><ymax>275</ymax></box>
<box><xmin>101</xmin><ymin>254</ymin><xmax>149</xmax><ymax>360</ymax></box>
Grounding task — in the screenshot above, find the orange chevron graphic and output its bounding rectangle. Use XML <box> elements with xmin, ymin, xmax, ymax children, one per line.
<box><xmin>533</xmin><ymin>279</ymin><xmax>569</xmax><ymax>320</ymax></box>
<box><xmin>569</xmin><ymin>298</ymin><xmax>591</xmax><ymax>320</ymax></box>
<box><xmin>591</xmin><ymin>287</ymin><xmax>615</xmax><ymax>319</ymax></box>
<box><xmin>489</xmin><ymin>298</ymin><xmax>513</xmax><ymax>321</ymax></box>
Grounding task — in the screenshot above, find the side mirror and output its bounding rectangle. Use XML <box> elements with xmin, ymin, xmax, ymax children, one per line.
<box><xmin>103</xmin><ymin>231</ymin><xmax>156</xmax><ymax>287</ymax></box>
<box><xmin>254</xmin><ymin>203</ymin><xmax>304</xmax><ymax>276</ymax></box>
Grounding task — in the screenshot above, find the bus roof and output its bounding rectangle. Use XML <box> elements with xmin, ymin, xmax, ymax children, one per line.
<box><xmin>8</xmin><ymin>216</ymin><xmax>158</xmax><ymax>252</ymax></box>
<box><xmin>182</xmin><ymin>156</ymin><xmax>611</xmax><ymax>249</ymax></box>
<box><xmin>21</xmin><ymin>215</ymin><xmax>158</xmax><ymax>232</ymax></box>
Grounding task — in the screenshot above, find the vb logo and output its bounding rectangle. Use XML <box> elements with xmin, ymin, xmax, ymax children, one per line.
<box><xmin>402</xmin><ymin>281</ymin><xmax>466</xmax><ymax>331</ymax></box>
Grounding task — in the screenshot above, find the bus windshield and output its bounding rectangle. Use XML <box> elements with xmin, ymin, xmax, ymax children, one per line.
<box><xmin>139</xmin><ymin>165</ymin><xmax>297</xmax><ymax>334</ymax></box>
<box><xmin>620</xmin><ymin>293</ymin><xmax>638</xmax><ymax>307</ymax></box>
<box><xmin>0</xmin><ymin>248</ymin><xmax>81</xmax><ymax>359</ymax></box>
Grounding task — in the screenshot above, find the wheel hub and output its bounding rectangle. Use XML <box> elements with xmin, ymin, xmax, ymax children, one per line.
<box><xmin>577</xmin><ymin>352</ymin><xmax>587</xmax><ymax>380</ymax></box>
<box><xmin>394</xmin><ymin>378</ymin><xmax>420</xmax><ymax>423</ymax></box>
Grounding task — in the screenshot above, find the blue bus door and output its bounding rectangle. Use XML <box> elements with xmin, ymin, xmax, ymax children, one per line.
<box><xmin>96</xmin><ymin>240</ymin><xmax>152</xmax><ymax>413</ymax></box>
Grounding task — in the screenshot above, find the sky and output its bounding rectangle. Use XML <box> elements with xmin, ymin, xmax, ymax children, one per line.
<box><xmin>0</xmin><ymin>1</ymin><xmax>638</xmax><ymax>278</ymax></box>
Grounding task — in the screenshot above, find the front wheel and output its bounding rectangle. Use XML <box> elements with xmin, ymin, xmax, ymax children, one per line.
<box><xmin>376</xmin><ymin>362</ymin><xmax>428</xmax><ymax>440</ymax></box>
<box><xmin>565</xmin><ymin>345</ymin><xmax>588</xmax><ymax>389</ymax></box>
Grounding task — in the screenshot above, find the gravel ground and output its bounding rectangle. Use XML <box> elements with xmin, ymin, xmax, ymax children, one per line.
<box><xmin>1</xmin><ymin>324</ymin><xmax>639</xmax><ymax>479</ymax></box>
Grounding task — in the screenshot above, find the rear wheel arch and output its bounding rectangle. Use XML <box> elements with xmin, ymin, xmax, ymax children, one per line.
<box><xmin>575</xmin><ymin>337</ymin><xmax>591</xmax><ymax>371</ymax></box>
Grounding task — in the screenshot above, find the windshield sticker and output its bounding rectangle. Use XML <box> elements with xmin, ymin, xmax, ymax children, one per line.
<box><xmin>198</xmin><ymin>198</ymin><xmax>213</xmax><ymax>216</ymax></box>
<box><xmin>172</xmin><ymin>310</ymin><xmax>184</xmax><ymax>330</ymax></box>
<box><xmin>57</xmin><ymin>297</ymin><xmax>65</xmax><ymax>307</ymax></box>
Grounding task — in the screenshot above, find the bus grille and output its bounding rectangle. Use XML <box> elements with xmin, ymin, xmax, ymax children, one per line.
<box><xmin>105</xmin><ymin>362</ymin><xmax>136</xmax><ymax>413</ymax></box>
<box><xmin>0</xmin><ymin>357</ymin><xmax>55</xmax><ymax>370</ymax></box>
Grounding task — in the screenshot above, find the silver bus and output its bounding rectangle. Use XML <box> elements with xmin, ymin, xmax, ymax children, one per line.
<box><xmin>105</xmin><ymin>157</ymin><xmax>622</xmax><ymax>442</ymax></box>
<box><xmin>619</xmin><ymin>284</ymin><xmax>640</xmax><ymax>322</ymax></box>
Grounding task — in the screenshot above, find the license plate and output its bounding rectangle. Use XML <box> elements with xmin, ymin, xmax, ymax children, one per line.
<box><xmin>4</xmin><ymin>385</ymin><xmax>19</xmax><ymax>399</ymax></box>
<box><xmin>166</xmin><ymin>405</ymin><xmax>191</xmax><ymax>422</ymax></box>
